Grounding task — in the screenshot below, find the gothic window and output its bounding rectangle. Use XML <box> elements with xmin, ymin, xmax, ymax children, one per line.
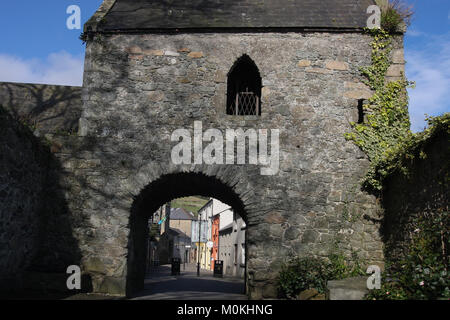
<box><xmin>227</xmin><ymin>55</ymin><xmax>262</xmax><ymax>116</ymax></box>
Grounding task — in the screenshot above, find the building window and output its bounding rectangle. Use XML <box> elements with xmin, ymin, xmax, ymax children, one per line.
<box><xmin>358</xmin><ymin>99</ymin><xmax>365</xmax><ymax>124</ymax></box>
<box><xmin>234</xmin><ymin>244</ymin><xmax>238</xmax><ymax>264</ymax></box>
<box><xmin>227</xmin><ymin>54</ymin><xmax>262</xmax><ymax>116</ymax></box>
<box><xmin>241</xmin><ymin>243</ymin><xmax>245</xmax><ymax>264</ymax></box>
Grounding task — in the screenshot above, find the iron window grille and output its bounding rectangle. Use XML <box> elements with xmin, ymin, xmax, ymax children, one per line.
<box><xmin>229</xmin><ymin>88</ymin><xmax>260</xmax><ymax>116</ymax></box>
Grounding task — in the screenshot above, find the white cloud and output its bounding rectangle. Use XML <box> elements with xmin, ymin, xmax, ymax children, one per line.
<box><xmin>406</xmin><ymin>29</ymin><xmax>426</xmax><ymax>37</ymax></box>
<box><xmin>405</xmin><ymin>32</ymin><xmax>450</xmax><ymax>132</ymax></box>
<box><xmin>0</xmin><ymin>51</ymin><xmax>84</xmax><ymax>86</ymax></box>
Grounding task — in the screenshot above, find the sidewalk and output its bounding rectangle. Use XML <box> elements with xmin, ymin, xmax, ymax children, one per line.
<box><xmin>130</xmin><ymin>263</ymin><xmax>248</xmax><ymax>300</ymax></box>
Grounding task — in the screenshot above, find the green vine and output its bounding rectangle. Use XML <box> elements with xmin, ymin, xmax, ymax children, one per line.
<box><xmin>344</xmin><ymin>28</ymin><xmax>414</xmax><ymax>192</ymax></box>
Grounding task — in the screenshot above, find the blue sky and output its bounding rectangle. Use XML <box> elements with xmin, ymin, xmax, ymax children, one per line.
<box><xmin>0</xmin><ymin>1</ymin><xmax>449</xmax><ymax>132</ymax></box>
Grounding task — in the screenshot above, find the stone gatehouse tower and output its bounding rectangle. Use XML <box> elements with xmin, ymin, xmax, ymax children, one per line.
<box><xmin>1</xmin><ymin>0</ymin><xmax>407</xmax><ymax>298</ymax></box>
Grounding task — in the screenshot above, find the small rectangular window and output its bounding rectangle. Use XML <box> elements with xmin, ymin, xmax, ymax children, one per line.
<box><xmin>358</xmin><ymin>99</ymin><xmax>365</xmax><ymax>124</ymax></box>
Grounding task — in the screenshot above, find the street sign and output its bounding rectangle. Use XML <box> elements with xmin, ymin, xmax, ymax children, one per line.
<box><xmin>191</xmin><ymin>220</ymin><xmax>210</xmax><ymax>243</ymax></box>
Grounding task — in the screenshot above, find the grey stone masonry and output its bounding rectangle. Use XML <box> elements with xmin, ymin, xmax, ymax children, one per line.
<box><xmin>66</xmin><ymin>30</ymin><xmax>405</xmax><ymax>298</ymax></box>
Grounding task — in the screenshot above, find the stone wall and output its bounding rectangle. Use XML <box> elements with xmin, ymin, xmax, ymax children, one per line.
<box><xmin>381</xmin><ymin>129</ymin><xmax>449</xmax><ymax>263</ymax></box>
<box><xmin>0</xmin><ymin>106</ymin><xmax>48</xmax><ymax>289</ymax></box>
<box><xmin>0</xmin><ymin>82</ymin><xmax>82</xmax><ymax>136</ymax></box>
<box><xmin>0</xmin><ymin>106</ymin><xmax>82</xmax><ymax>292</ymax></box>
<box><xmin>0</xmin><ymin>83</ymin><xmax>83</xmax><ymax>293</ymax></box>
<box><xmin>70</xmin><ymin>31</ymin><xmax>404</xmax><ymax>298</ymax></box>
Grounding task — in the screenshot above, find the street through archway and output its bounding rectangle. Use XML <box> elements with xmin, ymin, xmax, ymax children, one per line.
<box><xmin>130</xmin><ymin>264</ymin><xmax>247</xmax><ymax>300</ymax></box>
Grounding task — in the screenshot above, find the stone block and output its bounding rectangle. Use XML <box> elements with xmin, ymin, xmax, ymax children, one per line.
<box><xmin>327</xmin><ymin>276</ymin><xmax>369</xmax><ymax>300</ymax></box>
<box><xmin>214</xmin><ymin>70</ymin><xmax>227</xmax><ymax>83</ymax></box>
<box><xmin>147</xmin><ymin>91</ymin><xmax>165</xmax><ymax>102</ymax></box>
<box><xmin>126</xmin><ymin>46</ymin><xmax>142</xmax><ymax>54</ymax></box>
<box><xmin>264</xmin><ymin>212</ymin><xmax>286</xmax><ymax>224</ymax></box>
<box><xmin>297</xmin><ymin>60</ymin><xmax>311</xmax><ymax>67</ymax></box>
<box><xmin>392</xmin><ymin>49</ymin><xmax>404</xmax><ymax>64</ymax></box>
<box><xmin>129</xmin><ymin>55</ymin><xmax>143</xmax><ymax>60</ymax></box>
<box><xmin>319</xmin><ymin>233</ymin><xmax>334</xmax><ymax>244</ymax></box>
<box><xmin>143</xmin><ymin>49</ymin><xmax>164</xmax><ymax>56</ymax></box>
<box><xmin>297</xmin><ymin>288</ymin><xmax>319</xmax><ymax>300</ymax></box>
<box><xmin>325</xmin><ymin>60</ymin><xmax>349</xmax><ymax>71</ymax></box>
<box><xmin>284</xmin><ymin>227</ymin><xmax>301</xmax><ymax>241</ymax></box>
<box><xmin>164</xmin><ymin>50</ymin><xmax>180</xmax><ymax>57</ymax></box>
<box><xmin>344</xmin><ymin>81</ymin><xmax>369</xmax><ymax>90</ymax></box>
<box><xmin>97</xmin><ymin>277</ymin><xmax>126</xmax><ymax>296</ymax></box>
<box><xmin>188</xmin><ymin>52</ymin><xmax>204</xmax><ymax>58</ymax></box>
<box><xmin>344</xmin><ymin>90</ymin><xmax>373</xmax><ymax>100</ymax></box>
<box><xmin>177</xmin><ymin>77</ymin><xmax>192</xmax><ymax>84</ymax></box>
<box><xmin>305</xmin><ymin>67</ymin><xmax>332</xmax><ymax>74</ymax></box>
<box><xmin>262</xmin><ymin>283</ymin><xmax>278</xmax><ymax>298</ymax></box>
<box><xmin>386</xmin><ymin>64</ymin><xmax>405</xmax><ymax>77</ymax></box>
<box><xmin>301</xmin><ymin>230</ymin><xmax>319</xmax><ymax>244</ymax></box>
<box><xmin>83</xmin><ymin>257</ymin><xmax>106</xmax><ymax>273</ymax></box>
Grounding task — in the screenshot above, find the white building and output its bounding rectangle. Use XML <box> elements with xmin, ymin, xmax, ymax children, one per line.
<box><xmin>219</xmin><ymin>210</ymin><xmax>246</xmax><ymax>278</ymax></box>
<box><xmin>197</xmin><ymin>198</ymin><xmax>246</xmax><ymax>278</ymax></box>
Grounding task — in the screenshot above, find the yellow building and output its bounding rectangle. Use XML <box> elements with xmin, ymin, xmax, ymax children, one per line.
<box><xmin>196</xmin><ymin>242</ymin><xmax>212</xmax><ymax>270</ymax></box>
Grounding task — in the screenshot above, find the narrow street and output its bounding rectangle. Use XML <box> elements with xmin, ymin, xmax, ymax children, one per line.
<box><xmin>130</xmin><ymin>264</ymin><xmax>248</xmax><ymax>300</ymax></box>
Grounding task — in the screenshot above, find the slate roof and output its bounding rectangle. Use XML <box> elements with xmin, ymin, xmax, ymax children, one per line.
<box><xmin>169</xmin><ymin>227</ymin><xmax>190</xmax><ymax>239</ymax></box>
<box><xmin>170</xmin><ymin>208</ymin><xmax>195</xmax><ymax>220</ymax></box>
<box><xmin>100</xmin><ymin>0</ymin><xmax>377</xmax><ymax>32</ymax></box>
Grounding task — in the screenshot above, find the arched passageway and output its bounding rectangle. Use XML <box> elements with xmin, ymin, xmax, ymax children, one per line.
<box><xmin>126</xmin><ymin>172</ymin><xmax>248</xmax><ymax>297</ymax></box>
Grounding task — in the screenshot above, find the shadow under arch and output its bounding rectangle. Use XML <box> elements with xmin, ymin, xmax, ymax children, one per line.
<box><xmin>126</xmin><ymin>172</ymin><xmax>248</xmax><ymax>297</ymax></box>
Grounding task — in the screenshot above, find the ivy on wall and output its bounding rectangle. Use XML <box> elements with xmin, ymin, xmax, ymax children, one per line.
<box><xmin>344</xmin><ymin>28</ymin><xmax>414</xmax><ymax>192</ymax></box>
<box><xmin>344</xmin><ymin>26</ymin><xmax>450</xmax><ymax>300</ymax></box>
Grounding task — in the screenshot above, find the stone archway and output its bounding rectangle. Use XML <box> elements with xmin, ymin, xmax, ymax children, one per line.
<box><xmin>76</xmin><ymin>142</ymin><xmax>287</xmax><ymax>299</ymax></box>
<box><xmin>125</xmin><ymin>171</ymin><xmax>249</xmax><ymax>296</ymax></box>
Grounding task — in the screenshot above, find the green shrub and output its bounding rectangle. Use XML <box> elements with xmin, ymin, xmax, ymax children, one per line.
<box><xmin>278</xmin><ymin>253</ymin><xmax>365</xmax><ymax>299</ymax></box>
<box><xmin>366</xmin><ymin>209</ymin><xmax>449</xmax><ymax>300</ymax></box>
<box><xmin>278</xmin><ymin>257</ymin><xmax>329</xmax><ymax>299</ymax></box>
<box><xmin>381</xmin><ymin>0</ymin><xmax>414</xmax><ymax>33</ymax></box>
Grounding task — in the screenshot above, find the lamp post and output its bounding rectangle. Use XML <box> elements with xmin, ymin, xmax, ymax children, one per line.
<box><xmin>197</xmin><ymin>217</ymin><xmax>202</xmax><ymax>276</ymax></box>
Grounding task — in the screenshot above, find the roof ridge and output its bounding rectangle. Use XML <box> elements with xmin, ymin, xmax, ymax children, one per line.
<box><xmin>89</xmin><ymin>0</ymin><xmax>379</xmax><ymax>33</ymax></box>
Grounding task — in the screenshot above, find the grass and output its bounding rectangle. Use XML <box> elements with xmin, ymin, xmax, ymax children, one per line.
<box><xmin>170</xmin><ymin>196</ymin><xmax>210</xmax><ymax>217</ymax></box>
